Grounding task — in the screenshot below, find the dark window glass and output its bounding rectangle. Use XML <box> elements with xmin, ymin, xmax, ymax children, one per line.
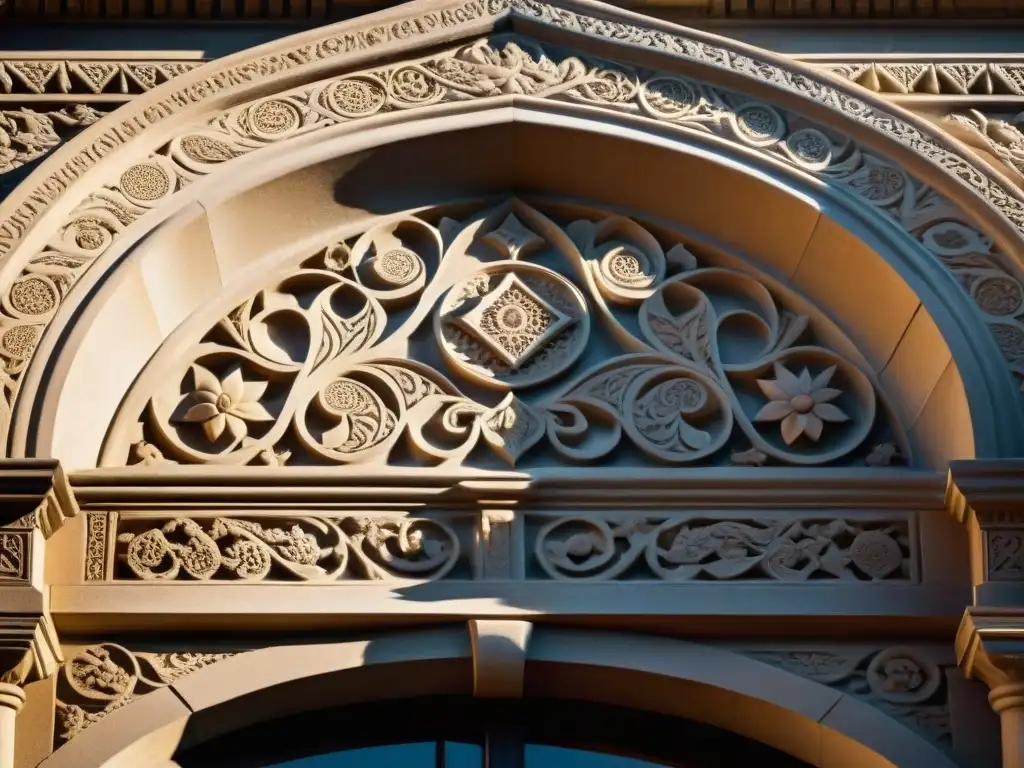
<box><xmin>526</xmin><ymin>745</ymin><xmax>666</xmax><ymax>767</ymax></box>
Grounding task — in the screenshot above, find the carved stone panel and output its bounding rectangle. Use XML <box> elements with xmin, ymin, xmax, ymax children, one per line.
<box><xmin>108</xmin><ymin>199</ymin><xmax>903</xmax><ymax>471</ymax></box>
<box><xmin>86</xmin><ymin>511</ymin><xmax>473</xmax><ymax>582</ymax></box>
<box><xmin>529</xmin><ymin>511</ymin><xmax>916</xmax><ymax>582</ymax></box>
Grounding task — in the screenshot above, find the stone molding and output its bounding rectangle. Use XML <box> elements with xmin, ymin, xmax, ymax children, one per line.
<box><xmin>947</xmin><ymin>460</ymin><xmax>1024</xmax><ymax>586</ymax></box>
<box><xmin>0</xmin><ymin>614</ymin><xmax>60</xmax><ymax>686</ymax></box>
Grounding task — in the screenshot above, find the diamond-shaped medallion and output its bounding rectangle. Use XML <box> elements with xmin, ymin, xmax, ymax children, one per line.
<box><xmin>455</xmin><ymin>272</ymin><xmax>574</xmax><ymax>370</ymax></box>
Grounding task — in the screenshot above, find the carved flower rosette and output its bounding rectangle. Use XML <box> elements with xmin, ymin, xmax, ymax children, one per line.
<box><xmin>111</xmin><ymin>199</ymin><xmax>903</xmax><ymax>470</ymax></box>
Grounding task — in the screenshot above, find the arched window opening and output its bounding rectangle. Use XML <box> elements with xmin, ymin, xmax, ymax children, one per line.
<box><xmin>176</xmin><ymin>696</ymin><xmax>815</xmax><ymax>768</ymax></box>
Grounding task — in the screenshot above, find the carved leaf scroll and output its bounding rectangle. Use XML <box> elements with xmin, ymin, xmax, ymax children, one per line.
<box><xmin>4</xmin><ymin>32</ymin><xmax>1024</xmax><ymax>453</ymax></box>
<box><xmin>111</xmin><ymin>198</ymin><xmax>899</xmax><ymax>470</ymax></box>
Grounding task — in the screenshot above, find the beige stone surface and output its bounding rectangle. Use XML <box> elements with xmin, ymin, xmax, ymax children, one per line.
<box><xmin>792</xmin><ymin>215</ymin><xmax>921</xmax><ymax>374</ymax></box>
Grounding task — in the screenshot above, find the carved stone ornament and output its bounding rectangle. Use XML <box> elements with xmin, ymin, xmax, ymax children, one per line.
<box><xmin>2</xmin><ymin>7</ymin><xmax>1024</xmax><ymax>452</ymax></box>
<box><xmin>825</xmin><ymin>62</ymin><xmax>1024</xmax><ymax>97</ymax></box>
<box><xmin>532</xmin><ymin>513</ymin><xmax>914</xmax><ymax>582</ymax></box>
<box><xmin>89</xmin><ymin>512</ymin><xmax>467</xmax><ymax>582</ymax></box>
<box><xmin>54</xmin><ymin>644</ymin><xmax>234</xmax><ymax>744</ymax></box>
<box><xmin>108</xmin><ymin>200</ymin><xmax>901</xmax><ymax>470</ymax></box>
<box><xmin>0</xmin><ymin>105</ymin><xmax>105</xmax><ymax>175</ymax></box>
<box><xmin>0</xmin><ymin>59</ymin><xmax>204</xmax><ymax>98</ymax></box>
<box><xmin>751</xmin><ymin>646</ymin><xmax>952</xmax><ymax>752</ymax></box>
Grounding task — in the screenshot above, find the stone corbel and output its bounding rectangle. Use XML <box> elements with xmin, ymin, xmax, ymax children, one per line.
<box><xmin>947</xmin><ymin>460</ymin><xmax>1024</xmax><ymax>603</ymax></box>
<box><xmin>957</xmin><ymin>608</ymin><xmax>1024</xmax><ymax>768</ymax></box>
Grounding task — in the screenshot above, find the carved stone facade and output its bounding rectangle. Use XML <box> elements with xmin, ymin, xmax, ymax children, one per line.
<box><xmin>3</xmin><ymin>3</ymin><xmax>1024</xmax><ymax>768</ymax></box>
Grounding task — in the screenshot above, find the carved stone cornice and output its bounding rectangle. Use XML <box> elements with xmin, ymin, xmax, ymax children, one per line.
<box><xmin>947</xmin><ymin>459</ymin><xmax>1024</xmax><ymax>527</ymax></box>
<box><xmin>0</xmin><ymin>459</ymin><xmax>78</xmax><ymax>539</ymax></box>
<box><xmin>957</xmin><ymin>607</ymin><xmax>1024</xmax><ymax>695</ymax></box>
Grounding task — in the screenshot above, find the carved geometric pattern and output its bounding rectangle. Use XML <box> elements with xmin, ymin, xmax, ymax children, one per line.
<box><xmin>109</xmin><ymin>199</ymin><xmax>899</xmax><ymax>470</ymax></box>
<box><xmin>0</xmin><ymin>59</ymin><xmax>205</xmax><ymax>96</ymax></box>
<box><xmin>0</xmin><ymin>12</ymin><xmax>1019</xmax><ymax>450</ymax></box>
<box><xmin>823</xmin><ymin>61</ymin><xmax>1024</xmax><ymax>96</ymax></box>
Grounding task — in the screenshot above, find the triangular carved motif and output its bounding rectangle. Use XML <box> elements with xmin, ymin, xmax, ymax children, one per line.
<box><xmin>69</xmin><ymin>62</ymin><xmax>121</xmax><ymax>94</ymax></box>
<box><xmin>123</xmin><ymin>63</ymin><xmax>159</xmax><ymax>90</ymax></box>
<box><xmin>5</xmin><ymin>61</ymin><xmax>61</xmax><ymax>94</ymax></box>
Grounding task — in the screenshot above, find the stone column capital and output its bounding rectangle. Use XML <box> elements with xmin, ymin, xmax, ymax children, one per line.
<box><xmin>0</xmin><ymin>459</ymin><xmax>78</xmax><ymax>538</ymax></box>
<box><xmin>957</xmin><ymin>607</ymin><xmax>1024</xmax><ymax>691</ymax></box>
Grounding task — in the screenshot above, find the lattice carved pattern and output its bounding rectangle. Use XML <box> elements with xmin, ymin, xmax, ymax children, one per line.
<box><xmin>3</xmin><ymin>34</ymin><xmax>1024</xmax><ymax>450</ymax></box>
<box><xmin>110</xmin><ymin>199</ymin><xmax>900</xmax><ymax>470</ymax></box>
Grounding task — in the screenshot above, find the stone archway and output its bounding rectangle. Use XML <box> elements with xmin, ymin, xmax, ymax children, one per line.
<box><xmin>0</xmin><ymin>4</ymin><xmax>1020</xmax><ymax>768</ymax></box>
<box><xmin>0</xmin><ymin>0</ymin><xmax>1022</xmax><ymax>461</ymax></box>
<box><xmin>37</xmin><ymin>626</ymin><xmax>960</xmax><ymax>768</ymax></box>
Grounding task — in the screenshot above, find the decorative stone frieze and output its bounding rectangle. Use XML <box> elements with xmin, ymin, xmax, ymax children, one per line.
<box><xmin>54</xmin><ymin>644</ymin><xmax>235</xmax><ymax>745</ymax></box>
<box><xmin>531</xmin><ymin>512</ymin><xmax>915</xmax><ymax>581</ymax></box>
<box><xmin>750</xmin><ymin>645</ymin><xmax>952</xmax><ymax>753</ymax></box>
<box><xmin>87</xmin><ymin>512</ymin><xmax>470</xmax><ymax>582</ymax></box>
<box><xmin>0</xmin><ymin>59</ymin><xmax>204</xmax><ymax>97</ymax></box>
<box><xmin>83</xmin><ymin>507</ymin><xmax>919</xmax><ymax>585</ymax></box>
<box><xmin>822</xmin><ymin>61</ymin><xmax>1024</xmax><ymax>96</ymax></box>
<box><xmin>106</xmin><ymin>199</ymin><xmax>902</xmax><ymax>471</ymax></box>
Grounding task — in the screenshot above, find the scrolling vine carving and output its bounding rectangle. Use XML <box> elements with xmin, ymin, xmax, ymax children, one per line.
<box><xmin>3</xmin><ymin>33</ymin><xmax>1023</xmax><ymax>454</ymax></box>
<box><xmin>111</xmin><ymin>200</ymin><xmax>898</xmax><ymax>469</ymax></box>
<box><xmin>55</xmin><ymin>644</ymin><xmax>234</xmax><ymax>744</ymax></box>
<box><xmin>104</xmin><ymin>514</ymin><xmax>465</xmax><ymax>582</ymax></box>
<box><xmin>532</xmin><ymin>513</ymin><xmax>913</xmax><ymax>581</ymax></box>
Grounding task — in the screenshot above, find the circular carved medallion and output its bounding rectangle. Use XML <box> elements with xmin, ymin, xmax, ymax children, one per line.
<box><xmin>639</xmin><ymin>77</ymin><xmax>696</xmax><ymax>119</ymax></box>
<box><xmin>328</xmin><ymin>78</ymin><xmax>387</xmax><ymax>117</ymax></box>
<box><xmin>785</xmin><ymin>128</ymin><xmax>832</xmax><ymax>169</ymax></box>
<box><xmin>119</xmin><ymin>163</ymin><xmax>171</xmax><ymax>202</ymax></box>
<box><xmin>734</xmin><ymin>103</ymin><xmax>785</xmax><ymax>147</ymax></box>
<box><xmin>248</xmin><ymin>98</ymin><xmax>302</xmax><ymax>139</ymax></box>
<box><xmin>975</xmin><ymin>276</ymin><xmax>1024</xmax><ymax>316</ymax></box>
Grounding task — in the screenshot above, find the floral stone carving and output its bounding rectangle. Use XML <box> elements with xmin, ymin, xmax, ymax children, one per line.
<box><xmin>4</xmin><ymin>32</ymin><xmax>1024</xmax><ymax>453</ymax></box>
<box><xmin>106</xmin><ymin>514</ymin><xmax>465</xmax><ymax>582</ymax></box>
<box><xmin>55</xmin><ymin>644</ymin><xmax>234</xmax><ymax>744</ymax></box>
<box><xmin>108</xmin><ymin>200</ymin><xmax>900</xmax><ymax>470</ymax></box>
<box><xmin>0</xmin><ymin>105</ymin><xmax>105</xmax><ymax>175</ymax></box>
<box><xmin>532</xmin><ymin>513</ymin><xmax>913</xmax><ymax>581</ymax></box>
<box><xmin>749</xmin><ymin>646</ymin><xmax>951</xmax><ymax>751</ymax></box>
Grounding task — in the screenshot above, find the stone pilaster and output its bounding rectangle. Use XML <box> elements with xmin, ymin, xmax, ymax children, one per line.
<box><xmin>0</xmin><ymin>461</ymin><xmax>77</xmax><ymax>768</ymax></box>
<box><xmin>948</xmin><ymin>460</ymin><xmax>1024</xmax><ymax>768</ymax></box>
